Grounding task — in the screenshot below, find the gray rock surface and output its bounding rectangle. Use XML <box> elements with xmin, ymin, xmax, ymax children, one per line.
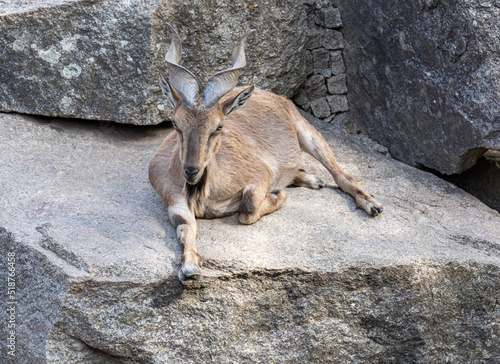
<box><xmin>0</xmin><ymin>0</ymin><xmax>307</xmax><ymax>125</ymax></box>
<box><xmin>293</xmin><ymin>3</ymin><xmax>350</xmax><ymax>125</ymax></box>
<box><xmin>1</xmin><ymin>111</ymin><xmax>500</xmax><ymax>363</ymax></box>
<box><xmin>315</xmin><ymin>7</ymin><xmax>343</xmax><ymax>29</ymax></box>
<box><xmin>327</xmin><ymin>73</ymin><xmax>347</xmax><ymax>94</ymax></box>
<box><xmin>338</xmin><ymin>0</ymin><xmax>500</xmax><ymax>174</ymax></box>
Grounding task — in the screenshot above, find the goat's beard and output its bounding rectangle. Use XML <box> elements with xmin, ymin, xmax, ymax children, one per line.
<box><xmin>183</xmin><ymin>169</ymin><xmax>208</xmax><ymax>211</ymax></box>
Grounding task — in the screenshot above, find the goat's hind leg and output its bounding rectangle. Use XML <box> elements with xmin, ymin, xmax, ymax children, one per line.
<box><xmin>294</xmin><ymin>118</ymin><xmax>383</xmax><ymax>216</ymax></box>
<box><xmin>238</xmin><ymin>183</ymin><xmax>287</xmax><ymax>225</ymax></box>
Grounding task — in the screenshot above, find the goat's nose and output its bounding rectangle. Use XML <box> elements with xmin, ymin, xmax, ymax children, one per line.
<box><xmin>184</xmin><ymin>167</ymin><xmax>200</xmax><ymax>178</ymax></box>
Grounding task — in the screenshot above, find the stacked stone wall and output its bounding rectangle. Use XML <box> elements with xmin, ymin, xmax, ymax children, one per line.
<box><xmin>293</xmin><ymin>3</ymin><xmax>349</xmax><ymax>126</ymax></box>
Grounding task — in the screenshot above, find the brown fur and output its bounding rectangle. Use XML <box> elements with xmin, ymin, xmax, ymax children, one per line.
<box><xmin>149</xmin><ymin>86</ymin><xmax>383</xmax><ymax>284</ymax></box>
<box><xmin>184</xmin><ymin>169</ymin><xmax>208</xmax><ymax>213</ymax></box>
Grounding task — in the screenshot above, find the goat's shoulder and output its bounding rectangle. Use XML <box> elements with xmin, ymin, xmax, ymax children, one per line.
<box><xmin>149</xmin><ymin>132</ymin><xmax>184</xmax><ymax>193</ymax></box>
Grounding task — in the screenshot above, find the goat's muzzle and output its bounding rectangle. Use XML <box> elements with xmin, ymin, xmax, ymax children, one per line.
<box><xmin>184</xmin><ymin>166</ymin><xmax>201</xmax><ymax>184</ymax></box>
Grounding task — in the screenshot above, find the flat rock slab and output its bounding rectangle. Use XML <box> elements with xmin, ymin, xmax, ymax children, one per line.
<box><xmin>1</xmin><ymin>111</ymin><xmax>499</xmax><ymax>363</ymax></box>
<box><xmin>0</xmin><ymin>0</ymin><xmax>307</xmax><ymax>125</ymax></box>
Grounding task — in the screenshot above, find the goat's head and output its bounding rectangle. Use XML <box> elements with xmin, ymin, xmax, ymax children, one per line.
<box><xmin>159</xmin><ymin>23</ymin><xmax>255</xmax><ymax>185</ymax></box>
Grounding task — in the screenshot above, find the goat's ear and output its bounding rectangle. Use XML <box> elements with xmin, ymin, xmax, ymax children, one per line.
<box><xmin>221</xmin><ymin>85</ymin><xmax>254</xmax><ymax>116</ymax></box>
<box><xmin>159</xmin><ymin>76</ymin><xmax>183</xmax><ymax>107</ymax></box>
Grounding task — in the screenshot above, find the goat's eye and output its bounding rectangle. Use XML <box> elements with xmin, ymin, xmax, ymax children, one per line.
<box><xmin>172</xmin><ymin>121</ymin><xmax>179</xmax><ymax>130</ymax></box>
<box><xmin>210</xmin><ymin>125</ymin><xmax>223</xmax><ymax>138</ymax></box>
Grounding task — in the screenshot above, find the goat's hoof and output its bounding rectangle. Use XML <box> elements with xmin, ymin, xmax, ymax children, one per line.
<box><xmin>358</xmin><ymin>197</ymin><xmax>383</xmax><ymax>217</ymax></box>
<box><xmin>370</xmin><ymin>206</ymin><xmax>384</xmax><ymax>216</ymax></box>
<box><xmin>307</xmin><ymin>175</ymin><xmax>325</xmax><ymax>189</ymax></box>
<box><xmin>367</xmin><ymin>198</ymin><xmax>384</xmax><ymax>217</ymax></box>
<box><xmin>179</xmin><ymin>265</ymin><xmax>202</xmax><ymax>285</ymax></box>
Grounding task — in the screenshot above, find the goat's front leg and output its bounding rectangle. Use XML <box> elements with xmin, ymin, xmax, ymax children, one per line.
<box><xmin>168</xmin><ymin>197</ymin><xmax>203</xmax><ymax>284</ymax></box>
<box><xmin>238</xmin><ymin>182</ymin><xmax>287</xmax><ymax>225</ymax></box>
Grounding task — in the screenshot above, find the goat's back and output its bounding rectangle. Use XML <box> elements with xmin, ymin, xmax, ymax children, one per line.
<box><xmin>222</xmin><ymin>87</ymin><xmax>303</xmax><ymax>153</ymax></box>
<box><xmin>219</xmin><ymin>87</ymin><xmax>305</xmax><ymax>189</ymax></box>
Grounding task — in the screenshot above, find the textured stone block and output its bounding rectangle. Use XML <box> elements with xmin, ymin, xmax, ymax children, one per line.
<box><xmin>315</xmin><ymin>7</ymin><xmax>343</xmax><ymax>28</ymax></box>
<box><xmin>305</xmin><ymin>74</ymin><xmax>327</xmax><ymax>100</ymax></box>
<box><xmin>309</xmin><ymin>97</ymin><xmax>331</xmax><ymax>118</ymax></box>
<box><xmin>320</xmin><ymin>68</ymin><xmax>332</xmax><ymax>78</ymax></box>
<box><xmin>327</xmin><ymin>73</ymin><xmax>348</xmax><ymax>94</ymax></box>
<box><xmin>327</xmin><ymin>94</ymin><xmax>349</xmax><ymax>113</ymax></box>
<box><xmin>305</xmin><ymin>29</ymin><xmax>322</xmax><ymax>50</ymax></box>
<box><xmin>332</xmin><ymin>111</ymin><xmax>349</xmax><ymax>125</ymax></box>
<box><xmin>330</xmin><ymin>50</ymin><xmax>346</xmax><ymax>75</ymax></box>
<box><xmin>322</xmin><ymin>29</ymin><xmax>344</xmax><ymax>50</ymax></box>
<box><xmin>312</xmin><ymin>48</ymin><xmax>330</xmax><ymax>73</ymax></box>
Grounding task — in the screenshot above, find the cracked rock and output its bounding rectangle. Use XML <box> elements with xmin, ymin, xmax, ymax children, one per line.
<box><xmin>1</xmin><ymin>111</ymin><xmax>499</xmax><ymax>363</ymax></box>
<box><xmin>0</xmin><ymin>0</ymin><xmax>307</xmax><ymax>125</ymax></box>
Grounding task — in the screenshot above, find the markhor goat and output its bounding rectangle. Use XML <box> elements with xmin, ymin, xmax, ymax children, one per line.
<box><xmin>149</xmin><ymin>24</ymin><xmax>383</xmax><ymax>284</ymax></box>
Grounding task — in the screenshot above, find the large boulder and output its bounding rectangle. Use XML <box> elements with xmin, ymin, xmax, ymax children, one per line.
<box><xmin>0</xmin><ymin>0</ymin><xmax>307</xmax><ymax>125</ymax></box>
<box><xmin>337</xmin><ymin>0</ymin><xmax>500</xmax><ymax>174</ymax></box>
<box><xmin>1</xmin><ymin>111</ymin><xmax>499</xmax><ymax>363</ymax></box>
